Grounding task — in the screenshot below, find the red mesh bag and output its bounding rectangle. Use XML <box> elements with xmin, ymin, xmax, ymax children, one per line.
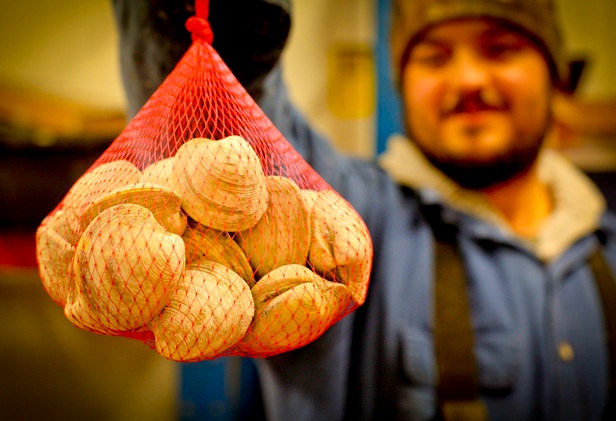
<box><xmin>35</xmin><ymin>0</ymin><xmax>372</xmax><ymax>361</ymax></box>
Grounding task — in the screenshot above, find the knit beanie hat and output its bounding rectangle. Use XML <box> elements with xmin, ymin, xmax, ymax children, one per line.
<box><xmin>390</xmin><ymin>0</ymin><xmax>565</xmax><ymax>85</ymax></box>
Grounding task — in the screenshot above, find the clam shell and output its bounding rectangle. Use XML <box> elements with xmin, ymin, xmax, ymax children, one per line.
<box><xmin>250</xmin><ymin>264</ymin><xmax>318</xmax><ymax>305</ymax></box>
<box><xmin>173</xmin><ymin>136</ymin><xmax>268</xmax><ymax>232</ymax></box>
<box><xmin>62</xmin><ymin>160</ymin><xmax>142</xmax><ymax>240</ymax></box>
<box><xmin>316</xmin><ymin>275</ymin><xmax>353</xmax><ymax>324</ymax></box>
<box><xmin>300</xmin><ymin>189</ymin><xmax>319</xmax><ymax>212</ymax></box>
<box><xmin>79</xmin><ymin>182</ymin><xmax>187</xmax><ymax>236</ymax></box>
<box><xmin>66</xmin><ymin>204</ymin><xmax>185</xmax><ymax>333</ymax></box>
<box><xmin>235</xmin><ymin>176</ymin><xmax>311</xmax><ymax>279</ymax></box>
<box><xmin>237</xmin><ymin>264</ymin><xmax>348</xmax><ymax>355</ymax></box>
<box><xmin>182</xmin><ymin>225</ymin><xmax>255</xmax><ymax>287</ymax></box>
<box><xmin>150</xmin><ymin>261</ymin><xmax>254</xmax><ymax>362</ymax></box>
<box><xmin>36</xmin><ymin>210</ymin><xmax>76</xmax><ymax>306</ymax></box>
<box><xmin>304</xmin><ymin>189</ymin><xmax>372</xmax><ymax>305</ymax></box>
<box><xmin>139</xmin><ymin>157</ymin><xmax>177</xmax><ymax>190</ymax></box>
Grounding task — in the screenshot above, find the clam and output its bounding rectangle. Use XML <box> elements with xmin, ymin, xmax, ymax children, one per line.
<box><xmin>79</xmin><ymin>182</ymin><xmax>187</xmax><ymax>236</ymax></box>
<box><xmin>300</xmin><ymin>189</ymin><xmax>319</xmax><ymax>212</ymax></box>
<box><xmin>65</xmin><ymin>203</ymin><xmax>185</xmax><ymax>333</ymax></box>
<box><xmin>334</xmin><ymin>261</ymin><xmax>372</xmax><ymax>308</ymax></box>
<box><xmin>236</xmin><ymin>264</ymin><xmax>349</xmax><ymax>356</ymax></box>
<box><xmin>150</xmin><ymin>261</ymin><xmax>254</xmax><ymax>362</ymax></box>
<box><xmin>173</xmin><ymin>136</ymin><xmax>268</xmax><ymax>232</ymax></box>
<box><xmin>304</xmin><ymin>189</ymin><xmax>373</xmax><ymax>306</ymax></box>
<box><xmin>62</xmin><ymin>160</ymin><xmax>142</xmax><ymax>240</ymax></box>
<box><xmin>182</xmin><ymin>224</ymin><xmax>255</xmax><ymax>287</ymax></box>
<box><xmin>36</xmin><ymin>209</ymin><xmax>76</xmax><ymax>306</ymax></box>
<box><xmin>235</xmin><ymin>176</ymin><xmax>311</xmax><ymax>279</ymax></box>
<box><xmin>139</xmin><ymin>157</ymin><xmax>179</xmax><ymax>192</ymax></box>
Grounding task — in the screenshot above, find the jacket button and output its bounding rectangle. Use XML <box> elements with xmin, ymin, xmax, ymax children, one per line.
<box><xmin>558</xmin><ymin>341</ymin><xmax>575</xmax><ymax>362</ymax></box>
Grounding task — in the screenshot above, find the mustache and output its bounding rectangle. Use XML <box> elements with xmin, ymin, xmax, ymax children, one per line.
<box><xmin>441</xmin><ymin>90</ymin><xmax>509</xmax><ymax>117</ymax></box>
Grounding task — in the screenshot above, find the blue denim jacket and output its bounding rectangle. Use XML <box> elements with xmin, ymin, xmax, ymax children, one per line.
<box><xmin>254</xmin><ymin>66</ymin><xmax>616</xmax><ymax>421</ymax></box>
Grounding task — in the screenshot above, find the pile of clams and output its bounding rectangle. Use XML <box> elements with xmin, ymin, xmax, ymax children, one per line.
<box><xmin>36</xmin><ymin>135</ymin><xmax>372</xmax><ymax>361</ymax></box>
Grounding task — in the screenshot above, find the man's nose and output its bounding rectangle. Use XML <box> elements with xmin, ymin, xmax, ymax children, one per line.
<box><xmin>449</xmin><ymin>49</ymin><xmax>491</xmax><ymax>91</ymax></box>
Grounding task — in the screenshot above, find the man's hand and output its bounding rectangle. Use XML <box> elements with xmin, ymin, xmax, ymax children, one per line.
<box><xmin>112</xmin><ymin>0</ymin><xmax>291</xmax><ymax>117</ymax></box>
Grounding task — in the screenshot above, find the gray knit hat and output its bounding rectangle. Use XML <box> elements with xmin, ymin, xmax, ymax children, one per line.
<box><xmin>391</xmin><ymin>0</ymin><xmax>565</xmax><ymax>85</ymax></box>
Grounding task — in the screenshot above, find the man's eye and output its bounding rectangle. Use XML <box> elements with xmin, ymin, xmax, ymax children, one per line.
<box><xmin>484</xmin><ymin>40</ymin><xmax>523</xmax><ymax>58</ymax></box>
<box><xmin>410</xmin><ymin>49</ymin><xmax>450</xmax><ymax>66</ymax></box>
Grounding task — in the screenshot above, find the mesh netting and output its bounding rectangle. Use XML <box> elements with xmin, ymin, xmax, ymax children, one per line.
<box><xmin>35</xmin><ymin>0</ymin><xmax>372</xmax><ymax>361</ymax></box>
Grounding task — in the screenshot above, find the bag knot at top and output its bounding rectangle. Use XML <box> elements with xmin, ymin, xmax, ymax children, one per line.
<box><xmin>186</xmin><ymin>16</ymin><xmax>213</xmax><ymax>44</ymax></box>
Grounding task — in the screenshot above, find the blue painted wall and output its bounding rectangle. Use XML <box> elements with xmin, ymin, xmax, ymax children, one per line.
<box><xmin>375</xmin><ymin>0</ymin><xmax>404</xmax><ymax>155</ymax></box>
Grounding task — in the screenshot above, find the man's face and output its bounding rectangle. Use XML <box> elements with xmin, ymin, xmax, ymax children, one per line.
<box><xmin>401</xmin><ymin>18</ymin><xmax>553</xmax><ymax>189</ymax></box>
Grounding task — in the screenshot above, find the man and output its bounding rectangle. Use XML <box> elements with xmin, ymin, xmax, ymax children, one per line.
<box><xmin>113</xmin><ymin>0</ymin><xmax>616</xmax><ymax>419</ymax></box>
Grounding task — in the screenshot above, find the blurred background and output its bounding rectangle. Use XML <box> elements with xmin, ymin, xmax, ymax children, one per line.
<box><xmin>0</xmin><ymin>0</ymin><xmax>615</xmax><ymax>420</ymax></box>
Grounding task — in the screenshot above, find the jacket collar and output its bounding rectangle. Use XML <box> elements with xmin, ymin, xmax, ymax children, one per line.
<box><xmin>379</xmin><ymin>134</ymin><xmax>606</xmax><ymax>261</ymax></box>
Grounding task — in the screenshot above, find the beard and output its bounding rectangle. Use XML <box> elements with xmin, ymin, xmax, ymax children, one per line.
<box><xmin>411</xmin><ymin>125</ymin><xmax>548</xmax><ymax>190</ymax></box>
<box><xmin>420</xmin><ymin>141</ymin><xmax>543</xmax><ymax>190</ymax></box>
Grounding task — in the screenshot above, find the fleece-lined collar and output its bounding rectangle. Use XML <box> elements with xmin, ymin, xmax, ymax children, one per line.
<box><xmin>379</xmin><ymin>134</ymin><xmax>606</xmax><ymax>261</ymax></box>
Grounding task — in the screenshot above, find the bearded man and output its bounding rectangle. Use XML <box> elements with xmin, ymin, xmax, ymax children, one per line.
<box><xmin>113</xmin><ymin>0</ymin><xmax>616</xmax><ymax>419</ymax></box>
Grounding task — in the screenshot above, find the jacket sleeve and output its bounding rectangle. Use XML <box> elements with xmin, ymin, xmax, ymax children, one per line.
<box><xmin>256</xmin><ymin>64</ymin><xmax>407</xmax><ymax>420</ymax></box>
